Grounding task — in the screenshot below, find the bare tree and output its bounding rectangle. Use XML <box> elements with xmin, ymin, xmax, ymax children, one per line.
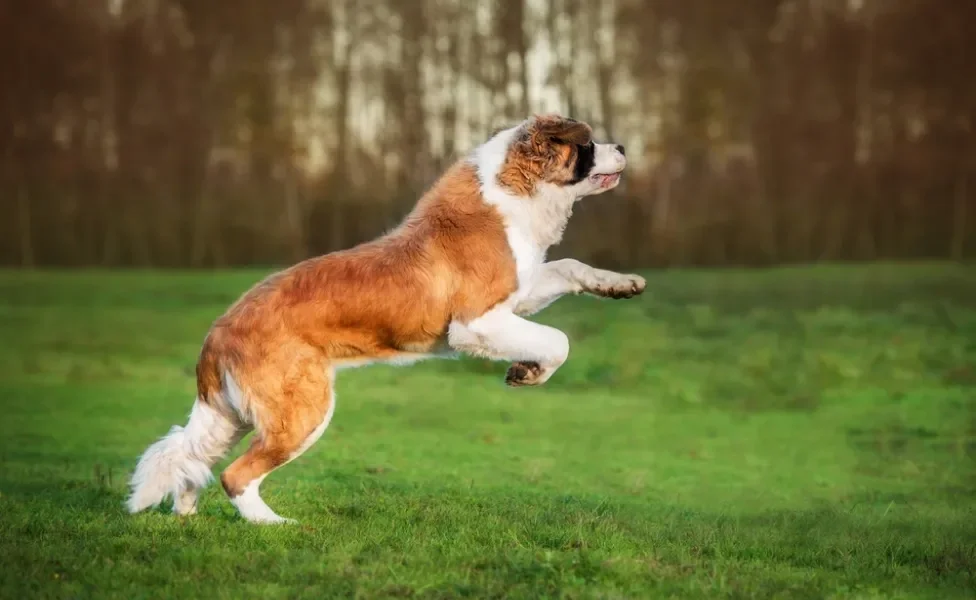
<box><xmin>1</xmin><ymin>0</ymin><xmax>973</xmax><ymax>267</ymax></box>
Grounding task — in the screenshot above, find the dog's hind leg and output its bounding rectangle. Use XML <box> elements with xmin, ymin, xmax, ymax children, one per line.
<box><xmin>219</xmin><ymin>360</ymin><xmax>335</xmax><ymax>524</ymax></box>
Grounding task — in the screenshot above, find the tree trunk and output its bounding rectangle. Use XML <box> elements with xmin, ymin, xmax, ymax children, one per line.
<box><xmin>17</xmin><ymin>184</ymin><xmax>33</xmax><ymax>268</ymax></box>
<box><xmin>950</xmin><ymin>171</ymin><xmax>969</xmax><ymax>260</ymax></box>
<box><xmin>284</xmin><ymin>167</ymin><xmax>308</xmax><ymax>262</ymax></box>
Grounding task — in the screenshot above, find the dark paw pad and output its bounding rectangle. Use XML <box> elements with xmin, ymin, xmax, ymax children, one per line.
<box><xmin>593</xmin><ymin>277</ymin><xmax>646</xmax><ymax>299</ymax></box>
<box><xmin>505</xmin><ymin>361</ymin><xmax>543</xmax><ymax>386</ymax></box>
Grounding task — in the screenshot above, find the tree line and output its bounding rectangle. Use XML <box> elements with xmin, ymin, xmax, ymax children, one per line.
<box><xmin>2</xmin><ymin>0</ymin><xmax>973</xmax><ymax>269</ymax></box>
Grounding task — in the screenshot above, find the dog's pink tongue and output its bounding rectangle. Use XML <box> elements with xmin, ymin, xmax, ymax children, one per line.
<box><xmin>601</xmin><ymin>173</ymin><xmax>619</xmax><ymax>186</ymax></box>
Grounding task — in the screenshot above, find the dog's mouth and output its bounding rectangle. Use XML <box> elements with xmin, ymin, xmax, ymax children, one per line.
<box><xmin>589</xmin><ymin>170</ymin><xmax>622</xmax><ymax>187</ymax></box>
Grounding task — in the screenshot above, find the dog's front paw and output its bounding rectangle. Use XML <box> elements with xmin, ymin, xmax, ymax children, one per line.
<box><xmin>588</xmin><ymin>273</ymin><xmax>646</xmax><ymax>300</ymax></box>
<box><xmin>505</xmin><ymin>361</ymin><xmax>545</xmax><ymax>386</ymax></box>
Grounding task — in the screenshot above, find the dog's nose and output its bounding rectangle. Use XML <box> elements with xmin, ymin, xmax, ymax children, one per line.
<box><xmin>615</xmin><ymin>144</ymin><xmax>625</xmax><ymax>156</ymax></box>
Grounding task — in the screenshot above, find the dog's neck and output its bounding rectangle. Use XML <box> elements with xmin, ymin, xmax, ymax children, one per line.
<box><xmin>471</xmin><ymin>130</ymin><xmax>577</xmax><ymax>254</ymax></box>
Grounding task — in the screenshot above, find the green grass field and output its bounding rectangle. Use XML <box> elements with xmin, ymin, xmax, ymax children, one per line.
<box><xmin>1</xmin><ymin>264</ymin><xmax>974</xmax><ymax>599</ymax></box>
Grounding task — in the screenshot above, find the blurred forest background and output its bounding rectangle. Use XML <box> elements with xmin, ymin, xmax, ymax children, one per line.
<box><xmin>2</xmin><ymin>0</ymin><xmax>974</xmax><ymax>269</ymax></box>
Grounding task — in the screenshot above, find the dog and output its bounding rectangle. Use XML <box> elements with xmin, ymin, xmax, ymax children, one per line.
<box><xmin>126</xmin><ymin>114</ymin><xmax>646</xmax><ymax>524</ymax></box>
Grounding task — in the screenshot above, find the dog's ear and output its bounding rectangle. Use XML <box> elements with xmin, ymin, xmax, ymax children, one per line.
<box><xmin>528</xmin><ymin>114</ymin><xmax>592</xmax><ymax>147</ymax></box>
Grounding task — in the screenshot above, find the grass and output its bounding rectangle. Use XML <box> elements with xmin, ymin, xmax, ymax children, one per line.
<box><xmin>1</xmin><ymin>263</ymin><xmax>975</xmax><ymax>599</ymax></box>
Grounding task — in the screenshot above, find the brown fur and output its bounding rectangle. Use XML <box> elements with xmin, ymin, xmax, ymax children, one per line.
<box><xmin>125</xmin><ymin>113</ymin><xmax>641</xmax><ymax>521</ymax></box>
<box><xmin>497</xmin><ymin>114</ymin><xmax>593</xmax><ymax>195</ymax></box>
<box><xmin>196</xmin><ymin>161</ymin><xmax>519</xmax><ymax>497</ymax></box>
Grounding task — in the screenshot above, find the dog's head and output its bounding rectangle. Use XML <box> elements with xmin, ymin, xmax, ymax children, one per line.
<box><xmin>487</xmin><ymin>114</ymin><xmax>626</xmax><ymax>198</ymax></box>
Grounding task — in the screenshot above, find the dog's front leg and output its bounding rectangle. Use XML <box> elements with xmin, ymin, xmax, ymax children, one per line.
<box><xmin>514</xmin><ymin>258</ymin><xmax>646</xmax><ymax>317</ymax></box>
<box><xmin>448</xmin><ymin>308</ymin><xmax>569</xmax><ymax>387</ymax></box>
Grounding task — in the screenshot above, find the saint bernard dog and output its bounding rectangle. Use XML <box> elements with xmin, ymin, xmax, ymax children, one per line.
<box><xmin>127</xmin><ymin>114</ymin><xmax>646</xmax><ymax>524</ymax></box>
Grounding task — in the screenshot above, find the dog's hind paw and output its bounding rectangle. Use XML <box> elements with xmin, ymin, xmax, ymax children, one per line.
<box><xmin>505</xmin><ymin>361</ymin><xmax>545</xmax><ymax>386</ymax></box>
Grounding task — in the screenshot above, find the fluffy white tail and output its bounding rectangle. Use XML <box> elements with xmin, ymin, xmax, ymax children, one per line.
<box><xmin>126</xmin><ymin>399</ymin><xmax>241</xmax><ymax>514</ymax></box>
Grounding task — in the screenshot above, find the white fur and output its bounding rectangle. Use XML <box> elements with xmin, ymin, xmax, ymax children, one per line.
<box><xmin>514</xmin><ymin>258</ymin><xmax>646</xmax><ymax>317</ymax></box>
<box><xmin>126</xmin><ymin>399</ymin><xmax>243</xmax><ymax>515</ymax></box>
<box><xmin>448</xmin><ymin>306</ymin><xmax>569</xmax><ymax>381</ymax></box>
<box><xmin>230</xmin><ymin>387</ymin><xmax>336</xmax><ymax>524</ymax></box>
<box><xmin>452</xmin><ymin>123</ymin><xmax>633</xmax><ymax>378</ymax></box>
<box><xmin>472</xmin><ymin>126</ymin><xmax>574</xmax><ymax>295</ymax></box>
<box><xmin>334</xmin><ymin>352</ymin><xmax>435</xmax><ymax>372</ymax></box>
<box><xmin>230</xmin><ymin>475</ymin><xmax>294</xmax><ymax>524</ymax></box>
<box><xmin>222</xmin><ymin>371</ymin><xmax>257</xmax><ymax>426</ymax></box>
<box><xmin>590</xmin><ymin>143</ymin><xmax>627</xmax><ymax>187</ymax></box>
<box><xmin>470</xmin><ymin>126</ymin><xmax>628</xmax><ymax>305</ymax></box>
<box><xmin>130</xmin><ymin>367</ymin><xmax>337</xmax><ymax>524</ymax></box>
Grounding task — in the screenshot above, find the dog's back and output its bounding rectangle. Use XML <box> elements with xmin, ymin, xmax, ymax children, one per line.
<box><xmin>126</xmin><ymin>114</ymin><xmax>640</xmax><ymax>524</ymax></box>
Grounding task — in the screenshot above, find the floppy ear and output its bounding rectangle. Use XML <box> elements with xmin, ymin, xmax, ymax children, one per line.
<box><xmin>528</xmin><ymin>114</ymin><xmax>592</xmax><ymax>147</ymax></box>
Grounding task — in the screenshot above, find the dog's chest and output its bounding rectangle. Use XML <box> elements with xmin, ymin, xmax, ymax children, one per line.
<box><xmin>477</xmin><ymin>171</ymin><xmax>573</xmax><ymax>304</ymax></box>
<box><xmin>502</xmin><ymin>223</ymin><xmax>545</xmax><ymax>301</ymax></box>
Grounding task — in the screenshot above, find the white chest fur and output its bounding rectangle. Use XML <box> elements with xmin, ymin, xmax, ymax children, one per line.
<box><xmin>471</xmin><ymin>128</ymin><xmax>577</xmax><ymax>306</ymax></box>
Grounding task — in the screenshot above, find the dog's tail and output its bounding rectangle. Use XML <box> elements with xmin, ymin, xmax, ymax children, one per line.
<box><xmin>126</xmin><ymin>397</ymin><xmax>241</xmax><ymax>514</ymax></box>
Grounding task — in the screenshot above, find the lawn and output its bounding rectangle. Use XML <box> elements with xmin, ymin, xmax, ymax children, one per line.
<box><xmin>1</xmin><ymin>264</ymin><xmax>974</xmax><ymax>599</ymax></box>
